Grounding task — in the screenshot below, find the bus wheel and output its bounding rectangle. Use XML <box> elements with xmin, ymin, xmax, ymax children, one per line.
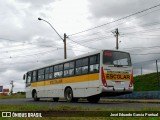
<box><xmin>33</xmin><ymin>92</ymin><xmax>40</xmax><ymax>101</ymax></box>
<box><xmin>87</xmin><ymin>95</ymin><xmax>100</xmax><ymax>103</ymax></box>
<box><xmin>53</xmin><ymin>98</ymin><xmax>59</xmax><ymax>102</ymax></box>
<box><xmin>64</xmin><ymin>87</ymin><xmax>73</xmax><ymax>102</ymax></box>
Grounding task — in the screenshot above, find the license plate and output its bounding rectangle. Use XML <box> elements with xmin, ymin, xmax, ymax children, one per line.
<box><xmin>115</xmin><ymin>81</ymin><xmax>121</xmax><ymax>84</ymax></box>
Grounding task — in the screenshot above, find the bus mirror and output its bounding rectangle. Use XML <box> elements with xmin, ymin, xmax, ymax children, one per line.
<box><xmin>23</xmin><ymin>74</ymin><xmax>26</xmax><ymax>80</ymax></box>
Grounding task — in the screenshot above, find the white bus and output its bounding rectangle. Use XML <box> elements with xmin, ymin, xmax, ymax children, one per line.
<box><xmin>23</xmin><ymin>50</ymin><xmax>133</xmax><ymax>103</ymax></box>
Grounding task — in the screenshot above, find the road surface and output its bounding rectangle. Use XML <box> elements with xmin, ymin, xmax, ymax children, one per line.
<box><xmin>0</xmin><ymin>98</ymin><xmax>160</xmax><ymax>110</ymax></box>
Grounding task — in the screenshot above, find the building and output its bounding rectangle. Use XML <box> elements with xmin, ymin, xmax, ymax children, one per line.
<box><xmin>0</xmin><ymin>86</ymin><xmax>10</xmax><ymax>96</ymax></box>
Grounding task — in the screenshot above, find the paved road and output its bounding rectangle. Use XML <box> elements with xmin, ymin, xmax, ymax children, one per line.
<box><xmin>0</xmin><ymin>98</ymin><xmax>160</xmax><ymax>110</ymax></box>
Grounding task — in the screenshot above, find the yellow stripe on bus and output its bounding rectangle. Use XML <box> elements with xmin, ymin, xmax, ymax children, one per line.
<box><xmin>31</xmin><ymin>73</ymin><xmax>99</xmax><ymax>87</ymax></box>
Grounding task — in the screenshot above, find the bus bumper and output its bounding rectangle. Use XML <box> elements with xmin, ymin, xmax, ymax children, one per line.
<box><xmin>100</xmin><ymin>86</ymin><xmax>133</xmax><ymax>97</ymax></box>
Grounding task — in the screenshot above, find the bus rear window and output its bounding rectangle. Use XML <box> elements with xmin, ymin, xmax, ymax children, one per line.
<box><xmin>103</xmin><ymin>51</ymin><xmax>131</xmax><ymax>66</ymax></box>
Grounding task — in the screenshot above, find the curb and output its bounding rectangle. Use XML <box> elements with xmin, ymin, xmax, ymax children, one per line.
<box><xmin>105</xmin><ymin>91</ymin><xmax>160</xmax><ymax>99</ymax></box>
<box><xmin>101</xmin><ymin>99</ymin><xmax>160</xmax><ymax>103</ymax></box>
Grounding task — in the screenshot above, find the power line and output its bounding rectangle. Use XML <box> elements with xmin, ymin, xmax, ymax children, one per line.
<box><xmin>131</xmin><ymin>52</ymin><xmax>160</xmax><ymax>55</ymax></box>
<box><xmin>0</xmin><ymin>37</ymin><xmax>25</xmax><ymax>43</ymax></box>
<box><xmin>69</xmin><ymin>35</ymin><xmax>113</xmax><ymax>45</ymax></box>
<box><xmin>123</xmin><ymin>34</ymin><xmax>160</xmax><ymax>37</ymax></box>
<box><xmin>68</xmin><ymin>38</ymin><xmax>100</xmax><ymax>50</ymax></box>
<box><xmin>121</xmin><ymin>27</ymin><xmax>160</xmax><ymax>35</ymax></box>
<box><xmin>69</xmin><ymin>16</ymin><xmax>160</xmax><ymax>44</ymax></box>
<box><xmin>133</xmin><ymin>58</ymin><xmax>160</xmax><ymax>65</ymax></box>
<box><xmin>0</xmin><ymin>45</ymin><xmax>61</xmax><ymax>54</ymax></box>
<box><xmin>122</xmin><ymin>45</ymin><xmax>160</xmax><ymax>50</ymax></box>
<box><xmin>119</xmin><ymin>20</ymin><xmax>160</xmax><ymax>32</ymax></box>
<box><xmin>122</xmin><ymin>35</ymin><xmax>160</xmax><ymax>39</ymax></box>
<box><xmin>68</xmin><ymin>3</ymin><xmax>160</xmax><ymax>36</ymax></box>
<box><xmin>67</xmin><ymin>8</ymin><xmax>160</xmax><ymax>49</ymax></box>
<box><xmin>0</xmin><ymin>46</ymin><xmax>90</xmax><ymax>60</ymax></box>
<box><xmin>1</xmin><ymin>5</ymin><xmax>160</xmax><ymax>54</ymax></box>
<box><xmin>70</xmin><ymin>7</ymin><xmax>160</xmax><ymax>39</ymax></box>
<box><xmin>0</xmin><ymin>48</ymin><xmax>90</xmax><ymax>67</ymax></box>
<box><xmin>0</xmin><ymin>48</ymin><xmax>59</xmax><ymax>59</ymax></box>
<box><xmin>0</xmin><ymin>37</ymin><xmax>61</xmax><ymax>50</ymax></box>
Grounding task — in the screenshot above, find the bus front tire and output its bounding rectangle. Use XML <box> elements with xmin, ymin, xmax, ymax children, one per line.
<box><xmin>33</xmin><ymin>92</ymin><xmax>40</xmax><ymax>101</ymax></box>
<box><xmin>87</xmin><ymin>95</ymin><xmax>100</xmax><ymax>103</ymax></box>
<box><xmin>64</xmin><ymin>87</ymin><xmax>74</xmax><ymax>102</ymax></box>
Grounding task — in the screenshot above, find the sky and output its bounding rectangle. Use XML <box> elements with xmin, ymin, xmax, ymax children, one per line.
<box><xmin>0</xmin><ymin>0</ymin><xmax>160</xmax><ymax>92</ymax></box>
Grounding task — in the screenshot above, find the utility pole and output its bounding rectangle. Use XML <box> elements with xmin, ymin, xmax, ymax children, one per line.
<box><xmin>141</xmin><ymin>66</ymin><xmax>142</xmax><ymax>75</ymax></box>
<box><xmin>10</xmin><ymin>81</ymin><xmax>14</xmax><ymax>95</ymax></box>
<box><xmin>64</xmin><ymin>33</ymin><xmax>67</xmax><ymax>59</ymax></box>
<box><xmin>112</xmin><ymin>28</ymin><xmax>119</xmax><ymax>50</ymax></box>
<box><xmin>38</xmin><ymin>18</ymin><xmax>67</xmax><ymax>59</ymax></box>
<box><xmin>156</xmin><ymin>60</ymin><xmax>159</xmax><ymax>90</ymax></box>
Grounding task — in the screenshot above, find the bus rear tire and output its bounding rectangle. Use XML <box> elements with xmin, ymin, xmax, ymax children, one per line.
<box><xmin>53</xmin><ymin>98</ymin><xmax>59</xmax><ymax>102</ymax></box>
<box><xmin>33</xmin><ymin>92</ymin><xmax>40</xmax><ymax>101</ymax></box>
<box><xmin>64</xmin><ymin>87</ymin><xmax>74</xmax><ymax>102</ymax></box>
<box><xmin>87</xmin><ymin>95</ymin><xmax>100</xmax><ymax>103</ymax></box>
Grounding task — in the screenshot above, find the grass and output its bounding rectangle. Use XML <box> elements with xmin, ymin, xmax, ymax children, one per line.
<box><xmin>134</xmin><ymin>72</ymin><xmax>160</xmax><ymax>91</ymax></box>
<box><xmin>0</xmin><ymin>104</ymin><xmax>159</xmax><ymax>120</ymax></box>
<box><xmin>0</xmin><ymin>93</ymin><xmax>25</xmax><ymax>99</ymax></box>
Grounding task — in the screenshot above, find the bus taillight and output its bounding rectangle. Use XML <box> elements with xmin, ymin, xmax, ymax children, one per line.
<box><xmin>129</xmin><ymin>72</ymin><xmax>133</xmax><ymax>87</ymax></box>
<box><xmin>101</xmin><ymin>67</ymin><xmax>108</xmax><ymax>87</ymax></box>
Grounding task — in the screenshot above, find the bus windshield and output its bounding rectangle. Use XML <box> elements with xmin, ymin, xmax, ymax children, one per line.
<box><xmin>103</xmin><ymin>51</ymin><xmax>131</xmax><ymax>66</ymax></box>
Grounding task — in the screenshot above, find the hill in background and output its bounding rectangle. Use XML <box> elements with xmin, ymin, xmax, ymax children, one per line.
<box><xmin>134</xmin><ymin>72</ymin><xmax>160</xmax><ymax>91</ymax></box>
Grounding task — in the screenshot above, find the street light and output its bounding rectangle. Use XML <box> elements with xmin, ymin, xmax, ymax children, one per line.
<box><xmin>38</xmin><ymin>17</ymin><xmax>67</xmax><ymax>59</ymax></box>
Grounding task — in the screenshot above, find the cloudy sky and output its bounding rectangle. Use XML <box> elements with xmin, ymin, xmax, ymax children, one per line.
<box><xmin>0</xmin><ymin>0</ymin><xmax>160</xmax><ymax>92</ymax></box>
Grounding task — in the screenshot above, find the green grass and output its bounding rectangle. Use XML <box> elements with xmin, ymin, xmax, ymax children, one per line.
<box><xmin>134</xmin><ymin>72</ymin><xmax>160</xmax><ymax>91</ymax></box>
<box><xmin>0</xmin><ymin>104</ymin><xmax>159</xmax><ymax>120</ymax></box>
<box><xmin>0</xmin><ymin>93</ymin><xmax>25</xmax><ymax>99</ymax></box>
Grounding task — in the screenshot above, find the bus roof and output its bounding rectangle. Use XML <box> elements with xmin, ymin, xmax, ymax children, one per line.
<box><xmin>27</xmin><ymin>49</ymin><xmax>130</xmax><ymax>72</ymax></box>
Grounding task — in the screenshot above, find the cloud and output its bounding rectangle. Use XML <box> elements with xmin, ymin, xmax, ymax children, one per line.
<box><xmin>16</xmin><ymin>0</ymin><xmax>56</xmax><ymax>8</ymax></box>
<box><xmin>88</xmin><ymin>0</ymin><xmax>160</xmax><ymax>19</ymax></box>
<box><xmin>0</xmin><ymin>0</ymin><xmax>160</xmax><ymax>92</ymax></box>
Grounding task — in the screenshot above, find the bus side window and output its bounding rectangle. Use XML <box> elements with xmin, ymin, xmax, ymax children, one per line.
<box><xmin>32</xmin><ymin>71</ymin><xmax>37</xmax><ymax>82</ymax></box>
<box><xmin>26</xmin><ymin>72</ymin><xmax>32</xmax><ymax>87</ymax></box>
<box><xmin>45</xmin><ymin>67</ymin><xmax>49</xmax><ymax>80</ymax></box>
<box><xmin>76</xmin><ymin>59</ymin><xmax>82</xmax><ymax>75</ymax></box>
<box><xmin>38</xmin><ymin>69</ymin><xmax>45</xmax><ymax>81</ymax></box>
<box><xmin>69</xmin><ymin>61</ymin><xmax>75</xmax><ymax>76</ymax></box>
<box><xmin>64</xmin><ymin>62</ymin><xmax>70</xmax><ymax>77</ymax></box>
<box><xmin>82</xmin><ymin>58</ymin><xmax>88</xmax><ymax>74</ymax></box>
<box><xmin>54</xmin><ymin>65</ymin><xmax>59</xmax><ymax>78</ymax></box>
<box><xmin>27</xmin><ymin>72</ymin><xmax>32</xmax><ymax>83</ymax></box>
<box><xmin>54</xmin><ymin>64</ymin><xmax>63</xmax><ymax>78</ymax></box>
<box><xmin>59</xmin><ymin>64</ymin><xmax>63</xmax><ymax>77</ymax></box>
<box><xmin>49</xmin><ymin>66</ymin><xmax>53</xmax><ymax>79</ymax></box>
<box><xmin>89</xmin><ymin>54</ymin><xmax>99</xmax><ymax>73</ymax></box>
<box><xmin>64</xmin><ymin>61</ymin><xmax>75</xmax><ymax>77</ymax></box>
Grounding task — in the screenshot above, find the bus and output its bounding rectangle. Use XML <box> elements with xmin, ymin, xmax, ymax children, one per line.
<box><xmin>23</xmin><ymin>50</ymin><xmax>133</xmax><ymax>103</ymax></box>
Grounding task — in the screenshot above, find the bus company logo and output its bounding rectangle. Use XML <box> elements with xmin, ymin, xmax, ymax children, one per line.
<box><xmin>50</xmin><ymin>79</ymin><xmax>62</xmax><ymax>84</ymax></box>
<box><xmin>2</xmin><ymin>112</ymin><xmax>11</xmax><ymax>117</ymax></box>
<box><xmin>2</xmin><ymin>112</ymin><xmax>42</xmax><ymax>117</ymax></box>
